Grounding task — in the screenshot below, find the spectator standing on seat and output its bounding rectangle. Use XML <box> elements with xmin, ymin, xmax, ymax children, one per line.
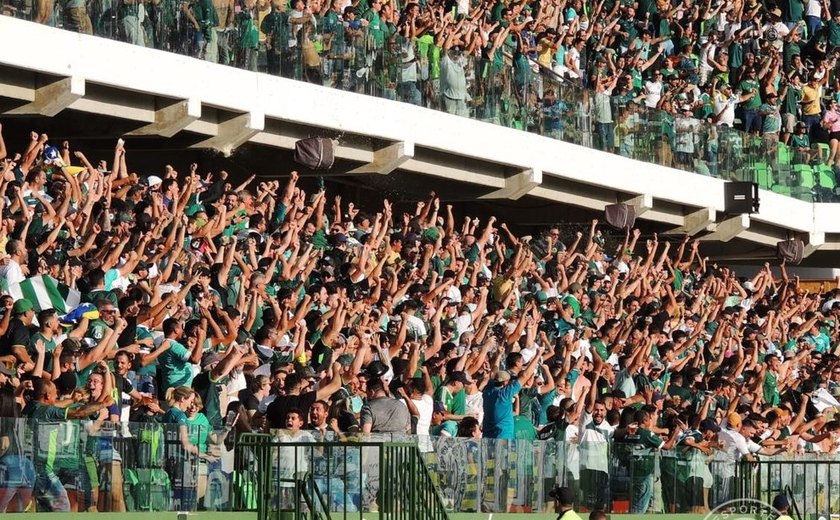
<box><xmin>593</xmin><ymin>73</ymin><xmax>618</xmax><ymax>152</ymax></box>
<box><xmin>801</xmin><ymin>74</ymin><xmax>825</xmax><ymax>138</ymax></box>
<box><xmin>440</xmin><ymin>29</ymin><xmax>470</xmax><ymax>118</ymax></box>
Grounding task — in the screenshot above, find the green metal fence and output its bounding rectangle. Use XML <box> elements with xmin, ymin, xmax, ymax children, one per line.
<box><xmin>233</xmin><ymin>434</ymin><xmax>450</xmax><ymax>520</ymax></box>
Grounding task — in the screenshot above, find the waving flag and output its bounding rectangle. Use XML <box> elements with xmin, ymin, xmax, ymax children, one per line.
<box><xmin>1</xmin><ymin>275</ymin><xmax>81</xmax><ymax>314</ymax></box>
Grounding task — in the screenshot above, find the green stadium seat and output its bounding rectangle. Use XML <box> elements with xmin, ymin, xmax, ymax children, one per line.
<box><xmin>753</xmin><ymin>163</ymin><xmax>772</xmax><ymax>189</ymax></box>
<box><xmin>794</xmin><ymin>164</ymin><xmax>815</xmax><ymax>189</ymax></box>
<box><xmin>817</xmin><ymin>164</ymin><xmax>836</xmax><ymax>190</ymax></box>
<box><xmin>816</xmin><ymin>142</ymin><xmax>831</xmax><ymax>163</ymax></box>
<box><xmin>777</xmin><ymin>143</ymin><xmax>791</xmax><ymax>165</ymax></box>
<box><xmin>771</xmin><ymin>184</ymin><xmax>791</xmax><ymax>196</ymax></box>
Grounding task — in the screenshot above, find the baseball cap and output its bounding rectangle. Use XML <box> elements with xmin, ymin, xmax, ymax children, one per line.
<box><xmin>12</xmin><ymin>298</ymin><xmax>33</xmax><ymax>315</ymax></box>
<box><xmin>448</xmin><ymin>371</ymin><xmax>472</xmax><ymax>385</ymax></box>
<box><xmin>772</xmin><ymin>495</ymin><xmax>789</xmax><ymax>510</ymax></box>
<box><xmin>433</xmin><ymin>400</ymin><xmax>446</xmax><ymax>414</ymax></box>
<box><xmin>727</xmin><ymin>412</ymin><xmax>742</xmax><ymax>429</ymax></box>
<box><xmin>147</xmin><ymin>175</ymin><xmax>163</xmax><ymax>188</ymax></box>
<box><xmin>362</xmin><ymin>360</ymin><xmax>389</xmax><ymax>379</ymax></box>
<box><xmin>201</xmin><ymin>351</ymin><xmax>220</xmax><ymax>370</ymax></box>
<box><xmin>548</xmin><ymin>486</ymin><xmax>575</xmax><ymax>505</ymax></box>
<box><xmin>44</xmin><ymin>146</ymin><xmax>61</xmax><ymax>164</ymax></box>
<box><xmin>0</xmin><ymin>364</ymin><xmax>13</xmax><ymax>377</ymax></box>
<box><xmin>336</xmin><ymin>354</ymin><xmax>355</xmax><ymax>367</ymax></box>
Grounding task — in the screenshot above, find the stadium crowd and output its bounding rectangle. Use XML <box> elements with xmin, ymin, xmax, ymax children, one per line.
<box><xmin>7</xmin><ymin>0</ymin><xmax>840</xmax><ymax>182</ymax></box>
<box><xmin>0</xmin><ymin>124</ymin><xmax>837</xmax><ymax>516</ymax></box>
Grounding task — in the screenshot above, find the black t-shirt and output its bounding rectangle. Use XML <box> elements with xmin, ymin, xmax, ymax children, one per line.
<box><xmin>337</xmin><ymin>409</ymin><xmax>359</xmax><ymax>433</ymax></box>
<box><xmin>117</xmin><ymin>316</ymin><xmax>138</xmax><ymax>348</ymax></box>
<box><xmin>0</xmin><ymin>318</ymin><xmax>31</xmax><ymax>357</ymax></box>
<box><xmin>193</xmin><ymin>371</ymin><xmax>227</xmax><ymax>430</ymax></box>
<box><xmin>238</xmin><ymin>389</ymin><xmax>260</xmax><ymax>413</ymax></box>
<box><xmin>310</xmin><ymin>342</ymin><xmax>333</xmax><ymax>373</ymax></box>
<box><xmin>266</xmin><ymin>391</ymin><xmax>317</xmax><ymax>429</ymax></box>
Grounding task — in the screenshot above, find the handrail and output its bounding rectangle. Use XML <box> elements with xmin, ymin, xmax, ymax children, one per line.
<box><xmin>299</xmin><ymin>476</ymin><xmax>332</xmax><ymax>520</ymax></box>
<box><xmin>234</xmin><ymin>436</ymin><xmax>449</xmax><ymax>520</ymax></box>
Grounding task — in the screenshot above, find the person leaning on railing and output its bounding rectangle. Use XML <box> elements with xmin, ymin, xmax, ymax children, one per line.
<box><xmin>20</xmin><ymin>378</ymin><xmax>114</xmax><ymax>512</ymax></box>
<box><xmin>161</xmin><ymin>386</ymin><xmax>202</xmax><ymax>511</ymax></box>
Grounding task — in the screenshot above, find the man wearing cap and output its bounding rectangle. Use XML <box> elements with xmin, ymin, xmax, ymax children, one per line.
<box><xmin>440</xmin><ymin>31</ymin><xmax>469</xmax><ymax>118</ymax></box>
<box><xmin>773</xmin><ymin>494</ymin><xmax>794</xmax><ymax>520</ymax></box>
<box><xmin>718</xmin><ymin>413</ymin><xmax>782</xmax><ymax>502</ymax></box>
<box><xmin>157</xmin><ymin>318</ymin><xmax>202</xmax><ymax>395</ymax></box>
<box><xmin>483</xmin><ymin>347</ymin><xmax>543</xmax><ymax>439</ymax></box>
<box><xmin>360</xmin><ymin>377</ymin><xmax>411</xmax><ymax>433</ymax></box>
<box><xmin>759</xmin><ymin>91</ymin><xmax>782</xmax><ymax>160</ymax></box>
<box><xmin>86</xmin><ymin>298</ymin><xmax>119</xmax><ymax>347</ymax></box>
<box><xmin>429</xmin><ymin>400</ymin><xmax>457</xmax><ymax>437</ymax></box>
<box><xmin>0</xmin><ymin>298</ymin><xmax>36</xmax><ymax>373</ymax></box>
<box><xmin>549</xmin><ymin>486</ymin><xmax>582</xmax><ymax>520</ymax></box>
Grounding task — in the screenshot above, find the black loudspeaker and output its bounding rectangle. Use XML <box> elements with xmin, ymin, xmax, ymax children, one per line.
<box><xmin>294</xmin><ymin>137</ymin><xmax>335</xmax><ymax>170</ymax></box>
<box><xmin>777</xmin><ymin>239</ymin><xmax>804</xmax><ymax>265</ymax></box>
<box><xmin>604</xmin><ymin>203</ymin><xmax>636</xmax><ymax>229</ymax></box>
<box><xmin>724</xmin><ymin>182</ymin><xmax>760</xmax><ymax>214</ymax></box>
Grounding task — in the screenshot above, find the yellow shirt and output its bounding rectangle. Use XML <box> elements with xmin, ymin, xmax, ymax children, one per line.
<box><xmin>537</xmin><ymin>42</ymin><xmax>554</xmax><ymax>68</ymax></box>
<box><xmin>802</xmin><ymin>85</ymin><xmax>822</xmax><ymax>116</ymax></box>
<box><xmin>492</xmin><ymin>275</ymin><xmax>513</xmax><ymax>301</ymax></box>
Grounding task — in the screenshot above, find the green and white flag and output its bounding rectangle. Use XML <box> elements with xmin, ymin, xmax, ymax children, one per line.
<box><xmin>1</xmin><ymin>275</ymin><xmax>81</xmax><ymax>314</ymax></box>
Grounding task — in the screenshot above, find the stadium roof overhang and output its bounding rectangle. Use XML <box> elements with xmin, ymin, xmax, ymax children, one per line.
<box><xmin>1</xmin><ymin>16</ymin><xmax>839</xmax><ymax>265</ymax></box>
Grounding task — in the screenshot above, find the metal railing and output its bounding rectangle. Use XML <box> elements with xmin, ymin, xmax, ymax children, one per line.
<box><xmin>751</xmin><ymin>456</ymin><xmax>840</xmax><ymax>518</ymax></box>
<box><xmin>233</xmin><ymin>433</ymin><xmax>450</xmax><ymax>520</ymax></box>
<box><xmin>5</xmin><ymin>415</ymin><xmax>840</xmax><ymax>517</ymax></box>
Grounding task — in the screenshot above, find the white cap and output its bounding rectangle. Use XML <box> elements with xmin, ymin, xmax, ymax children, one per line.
<box><xmin>147</xmin><ymin>175</ymin><xmax>163</xmax><ymax>188</ymax></box>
